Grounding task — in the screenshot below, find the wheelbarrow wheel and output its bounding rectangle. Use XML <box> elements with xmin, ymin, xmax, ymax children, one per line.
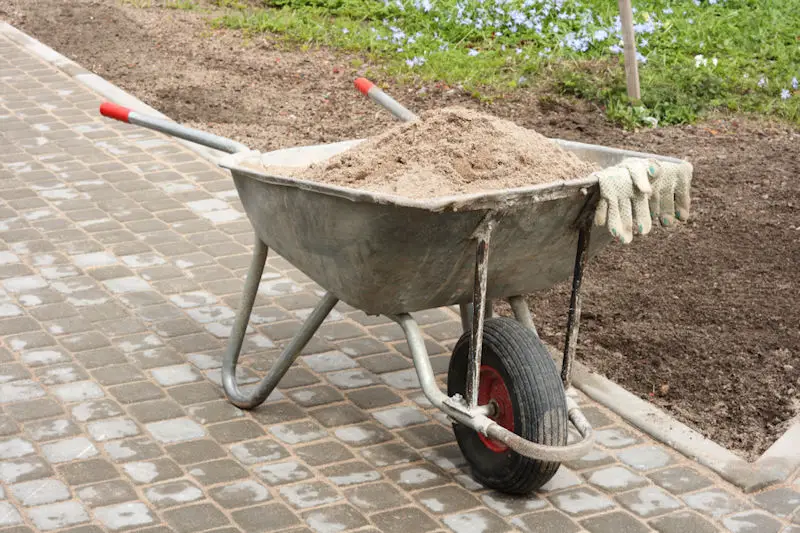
<box><xmin>447</xmin><ymin>317</ymin><xmax>567</xmax><ymax>494</ymax></box>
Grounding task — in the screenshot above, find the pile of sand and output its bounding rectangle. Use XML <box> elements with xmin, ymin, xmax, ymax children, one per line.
<box><xmin>265</xmin><ymin>106</ymin><xmax>600</xmax><ymax>198</ymax></box>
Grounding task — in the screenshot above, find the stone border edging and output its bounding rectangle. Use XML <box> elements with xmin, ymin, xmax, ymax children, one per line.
<box><xmin>3</xmin><ymin>19</ymin><xmax>797</xmax><ymax>494</ymax></box>
<box><xmin>547</xmin><ymin>344</ymin><xmax>800</xmax><ymax>492</ymax></box>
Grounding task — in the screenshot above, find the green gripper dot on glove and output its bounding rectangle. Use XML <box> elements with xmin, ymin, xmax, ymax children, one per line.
<box><xmin>662</xmin><ymin>216</ymin><xmax>670</xmax><ymax>226</ymax></box>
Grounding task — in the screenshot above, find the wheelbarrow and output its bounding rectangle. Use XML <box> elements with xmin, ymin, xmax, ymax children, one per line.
<box><xmin>99</xmin><ymin>96</ymin><xmax>686</xmax><ymax>494</ymax></box>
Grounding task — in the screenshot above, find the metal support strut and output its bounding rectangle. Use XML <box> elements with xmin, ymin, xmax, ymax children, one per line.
<box><xmin>466</xmin><ymin>220</ymin><xmax>495</xmax><ymax>410</ymax></box>
<box><xmin>222</xmin><ymin>237</ymin><xmax>338</xmax><ymax>409</ymax></box>
<box><xmin>562</xmin><ymin>225</ymin><xmax>592</xmax><ymax>388</ymax></box>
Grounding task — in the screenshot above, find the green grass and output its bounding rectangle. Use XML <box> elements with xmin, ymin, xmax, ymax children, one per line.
<box><xmin>210</xmin><ymin>0</ymin><xmax>800</xmax><ymax>127</ymax></box>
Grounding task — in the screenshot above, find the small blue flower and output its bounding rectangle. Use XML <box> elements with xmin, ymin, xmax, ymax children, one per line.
<box><xmin>758</xmin><ymin>77</ymin><xmax>767</xmax><ymax>88</ymax></box>
<box><xmin>468</xmin><ymin>49</ymin><xmax>479</xmax><ymax>56</ymax></box>
<box><xmin>593</xmin><ymin>29</ymin><xmax>608</xmax><ymax>41</ymax></box>
<box><xmin>341</xmin><ymin>28</ymin><xmax>349</xmax><ymax>34</ymax></box>
<box><xmin>793</xmin><ymin>77</ymin><xmax>799</xmax><ymax>90</ymax></box>
<box><xmin>609</xmin><ymin>44</ymin><xmax>622</xmax><ymax>54</ymax></box>
<box><xmin>636</xmin><ymin>51</ymin><xmax>647</xmax><ymax>63</ymax></box>
<box><xmin>781</xmin><ymin>89</ymin><xmax>791</xmax><ymax>100</ymax></box>
<box><xmin>663</xmin><ymin>7</ymin><xmax>673</xmax><ymax>14</ymax></box>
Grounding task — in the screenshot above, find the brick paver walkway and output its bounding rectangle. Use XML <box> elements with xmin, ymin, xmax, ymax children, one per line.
<box><xmin>1</xmin><ymin>30</ymin><xmax>799</xmax><ymax>533</ymax></box>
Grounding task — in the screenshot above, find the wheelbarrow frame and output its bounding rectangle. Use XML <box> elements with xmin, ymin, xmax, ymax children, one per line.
<box><xmin>98</xmin><ymin>101</ymin><xmax>684</xmax><ymax>466</ymax></box>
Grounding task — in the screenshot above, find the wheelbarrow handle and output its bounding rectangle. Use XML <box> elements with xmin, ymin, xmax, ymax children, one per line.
<box><xmin>99</xmin><ymin>102</ymin><xmax>251</xmax><ymax>154</ymax></box>
<box><xmin>354</xmin><ymin>78</ymin><xmax>419</xmax><ymax>123</ymax></box>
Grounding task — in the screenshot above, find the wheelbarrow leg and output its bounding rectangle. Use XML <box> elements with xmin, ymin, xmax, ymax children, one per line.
<box><xmin>508</xmin><ymin>295</ymin><xmax>538</xmax><ymax>337</ymax></box>
<box><xmin>222</xmin><ymin>236</ymin><xmax>338</xmax><ymax>409</ymax></box>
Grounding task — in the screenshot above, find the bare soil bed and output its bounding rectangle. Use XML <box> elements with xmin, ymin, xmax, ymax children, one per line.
<box><xmin>2</xmin><ymin>0</ymin><xmax>798</xmax><ymax>460</ymax></box>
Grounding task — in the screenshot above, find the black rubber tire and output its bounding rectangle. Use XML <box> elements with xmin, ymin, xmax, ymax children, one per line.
<box><xmin>447</xmin><ymin>317</ymin><xmax>567</xmax><ymax>494</ymax></box>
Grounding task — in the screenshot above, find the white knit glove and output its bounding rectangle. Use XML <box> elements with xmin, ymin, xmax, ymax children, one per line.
<box><xmin>592</xmin><ymin>161</ymin><xmax>653</xmax><ymax>244</ymax></box>
<box><xmin>650</xmin><ymin>161</ymin><xmax>694</xmax><ymax>226</ymax></box>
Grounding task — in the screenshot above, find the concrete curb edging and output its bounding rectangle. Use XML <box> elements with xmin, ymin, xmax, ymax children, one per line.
<box><xmin>3</xmin><ymin>19</ymin><xmax>797</xmax><ymax>494</ymax></box>
<box><xmin>548</xmin><ymin>344</ymin><xmax>800</xmax><ymax>493</ymax></box>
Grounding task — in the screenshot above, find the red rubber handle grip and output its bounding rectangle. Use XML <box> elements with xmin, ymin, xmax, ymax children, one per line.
<box><xmin>99</xmin><ymin>102</ymin><xmax>131</xmax><ymax>123</ymax></box>
<box><xmin>354</xmin><ymin>77</ymin><xmax>375</xmax><ymax>95</ymax></box>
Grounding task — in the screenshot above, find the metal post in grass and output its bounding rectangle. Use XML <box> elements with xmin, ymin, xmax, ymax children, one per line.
<box><xmin>618</xmin><ymin>0</ymin><xmax>641</xmax><ymax>101</ymax></box>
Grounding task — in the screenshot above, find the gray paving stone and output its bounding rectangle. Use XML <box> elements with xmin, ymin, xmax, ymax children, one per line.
<box><xmin>649</xmin><ymin>510</ymin><xmax>719</xmax><ymax>533</ymax></box>
<box><xmin>41</xmin><ymin>436</ymin><xmax>98</xmax><ymax>463</ymax></box>
<box><xmin>752</xmin><ymin>488</ymin><xmax>800</xmax><ymax>517</ymax></box>
<box><xmin>309</xmin><ymin>404</ymin><xmax>368</xmax><ymax>428</ymax></box>
<box><xmin>231</xmin><ymin>502</ymin><xmax>300</xmax><ymax>533</ymax></box>
<box><xmin>0</xmin><ymin>379</ymin><xmax>45</xmax><ymax>403</ymax></box>
<box><xmin>586</xmin><ymin>466</ymin><xmax>649</xmax><ymax>492</ymax></box>
<box><xmin>302</xmin><ymin>351</ymin><xmax>357</xmax><ymax>372</ymax></box>
<box><xmin>0</xmin><ymin>456</ymin><xmax>54</xmax><ymax>483</ymax></box>
<box><xmin>76</xmin><ymin>479</ymin><xmax>138</xmax><ymax>508</ymax></box>
<box><xmin>0</xmin><ymin>501</ymin><xmax>24</xmax><ymax>527</ymax></box>
<box><xmin>442</xmin><ymin>508</ymin><xmax>513</xmax><ymax>533</ymax></box>
<box><xmin>36</xmin><ymin>364</ymin><xmax>89</xmax><ymax>385</ymax></box>
<box><xmin>510</xmin><ymin>509</ymin><xmax>581</xmax><ymax>533</ymax></box>
<box><xmin>209</xmin><ymin>479</ymin><xmax>272</xmax><ymax>509</ymax></box>
<box><xmin>129</xmin><ymin>399</ymin><xmax>186</xmax><ymax>424</ymax></box>
<box><xmin>74</xmin><ymin>347</ymin><xmax>127</xmax><ymax>369</ymax></box>
<box><xmin>71</xmin><ymin>399</ymin><xmax>124</xmax><ymax>422</ymax></box>
<box><xmin>683</xmin><ymin>488</ymin><xmax>750</xmax><ymax>518</ymax></box>
<box><xmin>58</xmin><ymin>458</ymin><xmax>119</xmax><ymax>486</ymax></box>
<box><xmin>594</xmin><ymin>427</ymin><xmax>641</xmax><ymax>449</ymax></box>
<box><xmin>480</xmin><ymin>492</ymin><xmax>548</xmax><ymax>517</ymax></box>
<box><xmin>146</xmin><ymin>417</ymin><xmax>206</xmax><ymax>443</ymax></box>
<box><xmin>0</xmin><ymin>416</ymin><xmax>20</xmax><ymax>437</ymax></box>
<box><xmin>250</xmin><ymin>401</ymin><xmax>307</xmax><ymax>425</ymax></box>
<box><xmin>144</xmin><ymin>480</ymin><xmax>205</xmax><ymax>508</ymax></box>
<box><xmin>207</xmin><ymin>419</ymin><xmax>265</xmax><ymax>444</ymax></box>
<box><xmin>0</xmin><ymin>437</ymin><xmax>34</xmax><ymax>459</ymax></box>
<box><xmin>379</xmin><ymin>368</ymin><xmax>421</xmax><ymax>389</ymax></box>
<box><xmin>163</xmin><ymin>503</ymin><xmax>230</xmax><ymax>533</ymax></box>
<box><xmin>280</xmin><ymin>481</ymin><xmax>342</xmax><ymax>509</ymax></box>
<box><xmin>254</xmin><ymin>460</ymin><xmax>314</xmax><ymax>486</ymax></box>
<box><xmin>270</xmin><ymin>420</ymin><xmax>326</xmax><ymax>444</ymax></box>
<box><xmin>371</xmin><ymin>507</ymin><xmax>439</xmax><ymax>533</ymax></box>
<box><xmin>288</xmin><ymin>385</ymin><xmax>345</xmax><ymax>408</ymax></box>
<box><xmin>387</xmin><ymin>464</ymin><xmax>448</xmax><ymax>491</ymax></box>
<box><xmin>352</xmin><ymin>353</ymin><xmax>413</xmax><ymax>375</ymax></box>
<box><xmin>151</xmin><ymin>364</ymin><xmax>201</xmax><ymax>386</ymax></box>
<box><xmin>123</xmin><ymin>458</ymin><xmax>183</xmax><ymax>485</ymax></box>
<box><xmin>110</xmin><ymin>382</ymin><xmax>165</xmax><ymax>404</ymax></box>
<box><xmin>229</xmin><ymin>439</ymin><xmax>289</xmax><ymax>465</ymax></box>
<box><xmin>580</xmin><ymin>511</ymin><xmax>651</xmax><ymax>533</ymax></box>
<box><xmin>168</xmin><ymin>382</ymin><xmax>224</xmax><ymax>405</ymax></box>
<box><xmin>617</xmin><ymin>486</ymin><xmax>683</xmax><ymax>518</ymax></box>
<box><xmin>52</xmin><ymin>380</ymin><xmax>104</xmax><ymax>403</ymax></box>
<box><xmin>189</xmin><ymin>459</ymin><xmax>250</xmax><ymax>485</ymax></box>
<box><xmin>373</xmin><ymin>405</ymin><xmax>429</xmax><ymax>429</ymax></box>
<box><xmin>415</xmin><ymin>484</ymin><xmax>481</xmax><ymax>514</ymax></box>
<box><xmin>722</xmin><ymin>510</ymin><xmax>783</xmax><ymax>533</ymax></box>
<box><xmin>94</xmin><ymin>501</ymin><xmax>156</xmax><ymax>531</ymax></box>
<box><xmin>103</xmin><ymin>438</ymin><xmax>163</xmax><ymax>463</ymax></box>
<box><xmin>10</xmin><ymin>478</ymin><xmax>71</xmax><ymax>506</ymax></box>
<box><xmin>336</xmin><ymin>337</ymin><xmax>387</xmax><ymax>357</ymax></box>
<box><xmin>345</xmin><ymin>386</ymin><xmax>403</xmax><ymax>410</ymax></box>
<box><xmin>165</xmin><ymin>439</ymin><xmax>226</xmax><ymax>465</ymax></box>
<box><xmin>301</xmin><ymin>503</ymin><xmax>369</xmax><ymax>533</ymax></box>
<box><xmin>334</xmin><ymin>423</ymin><xmax>394</xmax><ymax>448</ymax></box>
<box><xmin>296</xmin><ymin>440</ymin><xmax>355</xmax><ymax>466</ymax></box>
<box><xmin>549</xmin><ymin>487</ymin><xmax>616</xmax><ymax>516</ymax></box>
<box><xmin>616</xmin><ymin>446</ymin><xmax>674</xmax><ymax>471</ymax></box>
<box><xmin>90</xmin><ymin>364</ymin><xmax>145</xmax><ymax>386</ymax></box>
<box><xmin>26</xmin><ymin>501</ymin><xmax>90</xmax><ymax>531</ymax></box>
<box><xmin>316</xmin><ymin>460</ymin><xmax>380</xmax><ymax>487</ymax></box>
<box><xmin>87</xmin><ymin>417</ymin><xmax>140</xmax><ymax>441</ymax></box>
<box><xmin>398</xmin><ymin>423</ymin><xmax>455</xmax><ymax>449</ymax></box>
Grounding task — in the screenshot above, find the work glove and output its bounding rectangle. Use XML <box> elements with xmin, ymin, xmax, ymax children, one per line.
<box><xmin>649</xmin><ymin>160</ymin><xmax>693</xmax><ymax>226</ymax></box>
<box><xmin>592</xmin><ymin>160</ymin><xmax>654</xmax><ymax>244</ymax></box>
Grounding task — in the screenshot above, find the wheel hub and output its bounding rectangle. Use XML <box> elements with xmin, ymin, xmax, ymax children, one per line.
<box><xmin>477</xmin><ymin>364</ymin><xmax>514</xmax><ymax>453</ymax></box>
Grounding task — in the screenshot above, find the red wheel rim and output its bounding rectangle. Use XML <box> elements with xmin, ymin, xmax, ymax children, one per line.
<box><xmin>477</xmin><ymin>364</ymin><xmax>514</xmax><ymax>453</ymax></box>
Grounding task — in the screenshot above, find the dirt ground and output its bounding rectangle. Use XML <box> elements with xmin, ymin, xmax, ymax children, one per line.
<box><xmin>2</xmin><ymin>0</ymin><xmax>798</xmax><ymax>460</ymax></box>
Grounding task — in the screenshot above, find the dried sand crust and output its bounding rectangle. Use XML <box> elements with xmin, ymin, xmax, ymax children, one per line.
<box><xmin>265</xmin><ymin>107</ymin><xmax>600</xmax><ymax>198</ymax></box>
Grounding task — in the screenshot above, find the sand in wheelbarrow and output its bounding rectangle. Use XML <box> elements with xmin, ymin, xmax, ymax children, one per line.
<box><xmin>267</xmin><ymin>106</ymin><xmax>601</xmax><ymax>198</ymax></box>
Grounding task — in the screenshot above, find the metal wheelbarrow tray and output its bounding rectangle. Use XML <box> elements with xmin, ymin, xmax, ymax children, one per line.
<box><xmin>99</xmin><ymin>102</ymin><xmax>685</xmax><ymax>494</ymax></box>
